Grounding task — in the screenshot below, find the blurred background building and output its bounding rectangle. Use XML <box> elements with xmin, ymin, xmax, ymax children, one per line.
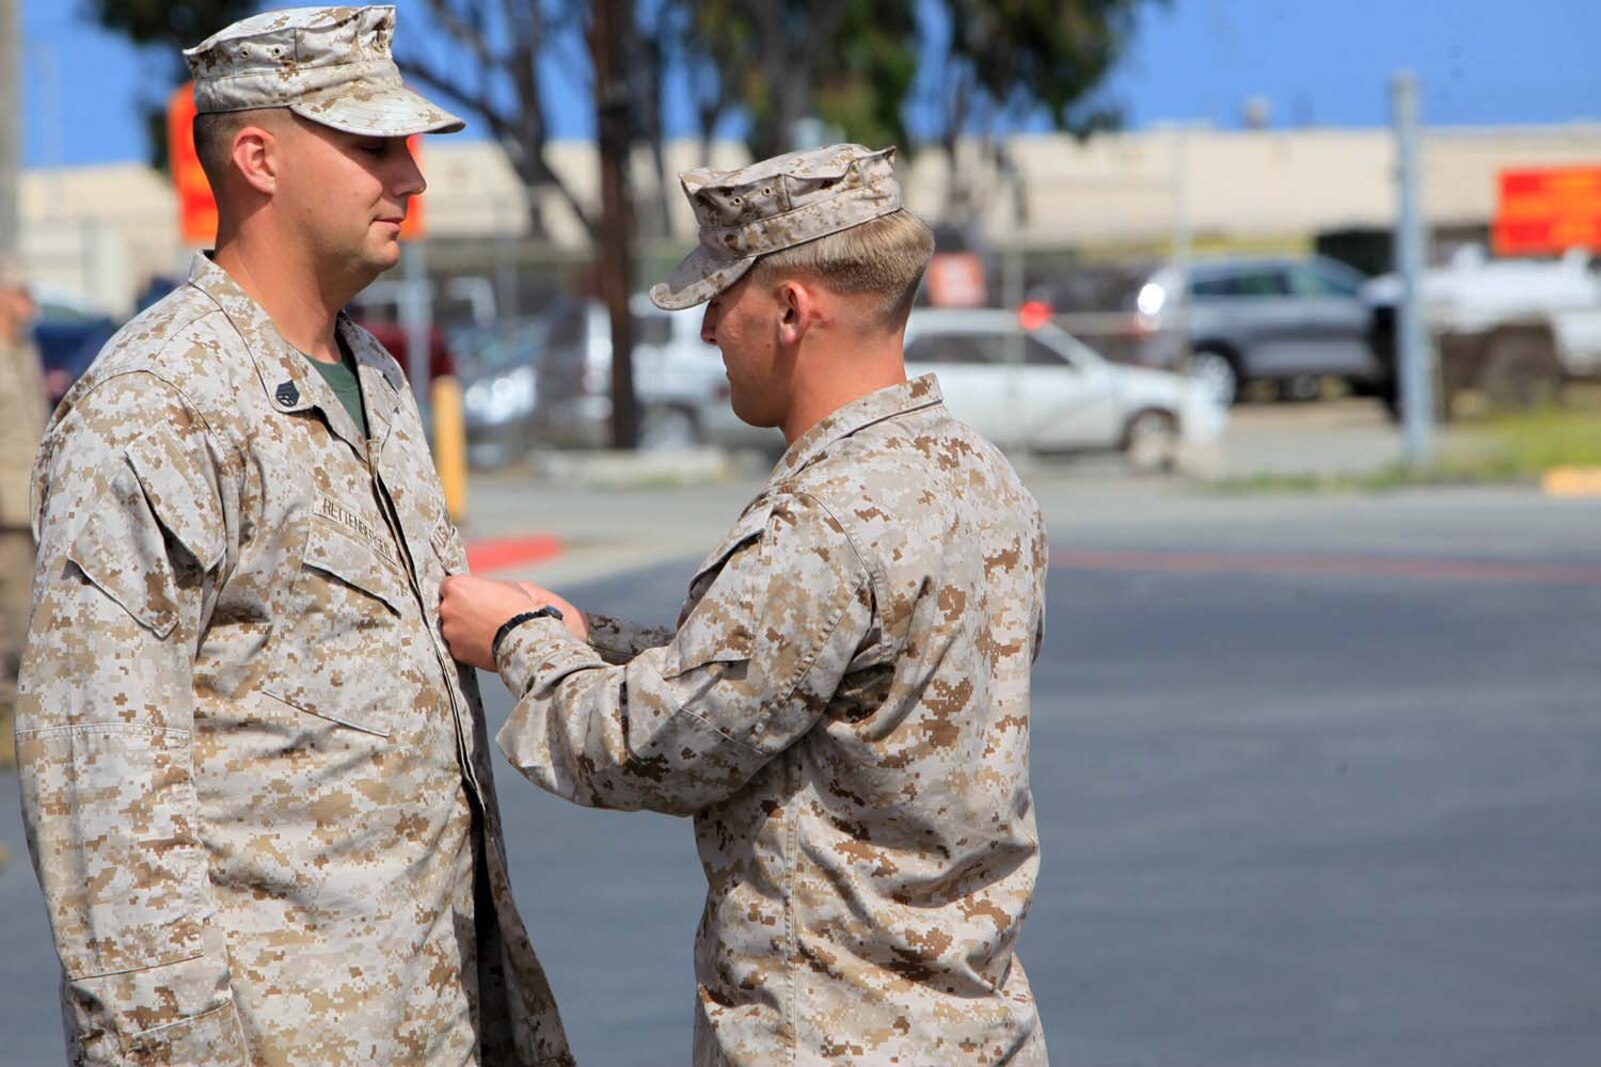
<box><xmin>18</xmin><ymin>123</ymin><xmax>1601</xmax><ymax>317</ymax></box>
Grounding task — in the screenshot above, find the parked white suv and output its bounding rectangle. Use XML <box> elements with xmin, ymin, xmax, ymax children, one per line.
<box><xmin>1363</xmin><ymin>245</ymin><xmax>1601</xmax><ymax>413</ymax></box>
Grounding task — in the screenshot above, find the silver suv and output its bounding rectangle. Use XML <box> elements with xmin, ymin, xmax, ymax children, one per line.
<box><xmin>1132</xmin><ymin>255</ymin><xmax>1384</xmax><ymax>405</ymax></box>
<box><xmin>531</xmin><ymin>295</ymin><xmax>729</xmax><ymax>450</ymax></box>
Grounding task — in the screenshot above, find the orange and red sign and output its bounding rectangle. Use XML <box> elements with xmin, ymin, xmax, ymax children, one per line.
<box><xmin>168</xmin><ymin>83</ymin><xmax>217</xmax><ymax>246</ymax></box>
<box><xmin>1493</xmin><ymin>166</ymin><xmax>1601</xmax><ymax>256</ymax></box>
<box><xmin>166</xmin><ymin>81</ymin><xmax>427</xmax><ymax>246</ymax></box>
<box><xmin>399</xmin><ymin>144</ymin><xmax>425</xmax><ymax>241</ymax></box>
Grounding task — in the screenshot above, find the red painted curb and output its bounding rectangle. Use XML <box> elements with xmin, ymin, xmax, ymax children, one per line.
<box><xmin>466</xmin><ymin>535</ymin><xmax>564</xmax><ymax>574</ymax></box>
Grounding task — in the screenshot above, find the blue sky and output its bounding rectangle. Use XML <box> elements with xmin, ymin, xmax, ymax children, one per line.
<box><xmin>19</xmin><ymin>0</ymin><xmax>1601</xmax><ymax>168</ymax></box>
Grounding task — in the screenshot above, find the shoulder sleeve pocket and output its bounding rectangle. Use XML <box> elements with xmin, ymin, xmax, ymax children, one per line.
<box><xmin>66</xmin><ymin>426</ymin><xmax>224</xmax><ymax>640</ymax></box>
<box><xmin>662</xmin><ymin>500</ymin><xmax>776</xmax><ymax>678</ymax></box>
<box><xmin>683</xmin><ymin>497</ymin><xmax>775</xmax><ymax>603</ymax></box>
<box><xmin>124</xmin><ymin>424</ymin><xmax>225</xmax><ymax>572</ymax></box>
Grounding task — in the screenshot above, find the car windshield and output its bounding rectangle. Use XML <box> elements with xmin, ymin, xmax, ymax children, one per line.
<box><xmin>905</xmin><ymin>320</ymin><xmax>1089</xmax><ymax>369</ymax></box>
<box><xmin>461</xmin><ymin>320</ymin><xmax>553</xmax><ymax>374</ymax></box>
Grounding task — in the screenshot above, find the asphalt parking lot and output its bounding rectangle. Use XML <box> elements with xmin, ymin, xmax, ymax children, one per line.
<box><xmin>1</xmin><ymin>405</ymin><xmax>1597</xmax><ymax>1065</ymax></box>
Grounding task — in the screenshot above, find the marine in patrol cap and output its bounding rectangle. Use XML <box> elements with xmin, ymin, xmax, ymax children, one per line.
<box><xmin>651</xmin><ymin>143</ymin><xmax>902</xmax><ymax>310</ymax></box>
<box><xmin>183</xmin><ymin>6</ymin><xmax>465</xmax><ymax>137</ymax></box>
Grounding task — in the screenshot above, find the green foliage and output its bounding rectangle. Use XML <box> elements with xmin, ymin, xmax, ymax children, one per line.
<box><xmin>83</xmin><ymin>0</ymin><xmax>257</xmax><ymax>48</ymax></box>
<box><xmin>684</xmin><ymin>0</ymin><xmax>918</xmax><ymax>162</ymax></box>
<box><xmin>1475</xmin><ymin>403</ymin><xmax>1601</xmax><ymax>473</ymax></box>
<box><xmin>680</xmin><ymin>0</ymin><xmax>1156</xmax><ymax>186</ymax></box>
<box><xmin>939</xmin><ymin>0</ymin><xmax>1160</xmax><ymax>137</ymax></box>
<box><xmin>83</xmin><ymin>0</ymin><xmax>260</xmax><ymax>171</ymax></box>
<box><xmin>1210</xmin><ymin>400</ymin><xmax>1601</xmax><ymax>495</ymax></box>
<box><xmin>88</xmin><ymin>0</ymin><xmax>1159</xmax><ymax>217</ymax></box>
<box><xmin>814</xmin><ymin>2</ymin><xmax>919</xmax><ymax>156</ymax></box>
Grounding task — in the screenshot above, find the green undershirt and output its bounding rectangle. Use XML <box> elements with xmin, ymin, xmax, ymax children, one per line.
<box><xmin>300</xmin><ymin>336</ymin><xmax>367</xmax><ymax>437</ymax></box>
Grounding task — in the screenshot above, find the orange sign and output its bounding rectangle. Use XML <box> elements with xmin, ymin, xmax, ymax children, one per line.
<box><xmin>1493</xmin><ymin>166</ymin><xmax>1601</xmax><ymax>256</ymax></box>
<box><xmin>168</xmin><ymin>83</ymin><xmax>217</xmax><ymax>246</ymax></box>
<box><xmin>166</xmin><ymin>80</ymin><xmax>427</xmax><ymax>244</ymax></box>
<box><xmin>400</xmin><ymin>137</ymin><xmax>425</xmax><ymax>241</ymax></box>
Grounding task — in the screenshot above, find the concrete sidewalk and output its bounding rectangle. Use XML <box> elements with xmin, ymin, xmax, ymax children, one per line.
<box><xmin>451</xmin><ymin>397</ymin><xmax>1513</xmax><ymax>587</ymax></box>
<box><xmin>458</xmin><ymin>464</ymin><xmax>768</xmax><ymax>585</ymax></box>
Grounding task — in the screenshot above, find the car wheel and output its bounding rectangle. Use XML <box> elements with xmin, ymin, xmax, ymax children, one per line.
<box><xmin>1190</xmin><ymin>348</ymin><xmax>1240</xmax><ymax>407</ymax></box>
<box><xmin>638</xmin><ymin>404</ymin><xmax>702</xmax><ymax>452</ymax></box>
<box><xmin>1123</xmin><ymin>409</ymin><xmax>1180</xmax><ymax>474</ymax></box>
<box><xmin>1281</xmin><ymin>374</ymin><xmax>1321</xmax><ymax>402</ymax></box>
<box><xmin>1479</xmin><ymin>329</ymin><xmax>1563</xmax><ymax>412</ymax></box>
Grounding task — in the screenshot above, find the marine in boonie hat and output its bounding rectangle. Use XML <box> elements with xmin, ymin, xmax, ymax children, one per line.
<box><xmin>651</xmin><ymin>143</ymin><xmax>903</xmax><ymax>311</ymax></box>
<box><xmin>183</xmin><ymin>5</ymin><xmax>464</xmax><ymax>137</ymax></box>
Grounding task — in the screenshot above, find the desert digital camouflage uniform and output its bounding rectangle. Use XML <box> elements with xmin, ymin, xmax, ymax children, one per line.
<box><xmin>494</xmin><ymin>373</ymin><xmax>1049</xmax><ymax>1065</ymax></box>
<box><xmin>18</xmin><ymin>250</ymin><xmax>572</xmax><ymax>1064</ymax></box>
<box><xmin>20</xmin><ymin>7</ymin><xmax>567</xmax><ymax>1062</ymax></box>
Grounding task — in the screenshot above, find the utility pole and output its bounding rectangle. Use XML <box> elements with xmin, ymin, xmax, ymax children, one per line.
<box><xmin>1169</xmin><ymin>121</ymin><xmax>1194</xmax><ymax>373</ymax></box>
<box><xmin>592</xmin><ymin>0</ymin><xmax>638</xmax><ymax>450</ymax></box>
<box><xmin>0</xmin><ymin>0</ymin><xmax>22</xmax><ymax>261</ymax></box>
<box><xmin>400</xmin><ymin>242</ymin><xmax>433</xmax><ymax>433</ymax></box>
<box><xmin>1392</xmin><ymin>72</ymin><xmax>1433</xmax><ymax>466</ymax></box>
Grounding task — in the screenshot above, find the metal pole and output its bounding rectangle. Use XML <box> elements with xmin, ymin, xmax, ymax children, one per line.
<box><xmin>1170</xmin><ymin>122</ymin><xmax>1193</xmax><ymax>370</ymax></box>
<box><xmin>401</xmin><ymin>241</ymin><xmax>433</xmax><ymax>436</ymax></box>
<box><xmin>0</xmin><ymin>0</ymin><xmax>22</xmax><ymax>261</ymax></box>
<box><xmin>495</xmin><ymin>216</ymin><xmax>518</xmax><ymax>321</ymax></box>
<box><xmin>1392</xmin><ymin>72</ymin><xmax>1433</xmax><ymax>465</ymax></box>
<box><xmin>592</xmin><ymin>0</ymin><xmax>638</xmax><ymax>450</ymax></box>
<box><xmin>998</xmin><ymin>149</ymin><xmax>1024</xmax><ymax>416</ymax></box>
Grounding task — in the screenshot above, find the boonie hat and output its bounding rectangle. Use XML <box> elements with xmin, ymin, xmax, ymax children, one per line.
<box><xmin>183</xmin><ymin>6</ymin><xmax>465</xmax><ymax>137</ymax></box>
<box><xmin>651</xmin><ymin>143</ymin><xmax>903</xmax><ymax>310</ymax></box>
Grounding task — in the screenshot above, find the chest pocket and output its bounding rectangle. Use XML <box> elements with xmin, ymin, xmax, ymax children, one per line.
<box><xmin>263</xmin><ymin>517</ymin><xmax>408</xmax><ymax>736</ymax></box>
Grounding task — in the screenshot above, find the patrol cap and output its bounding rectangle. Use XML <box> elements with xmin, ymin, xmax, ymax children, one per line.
<box><xmin>650</xmin><ymin>143</ymin><xmax>902</xmax><ymax>310</ymax></box>
<box><xmin>183</xmin><ymin>6</ymin><xmax>465</xmax><ymax>137</ymax></box>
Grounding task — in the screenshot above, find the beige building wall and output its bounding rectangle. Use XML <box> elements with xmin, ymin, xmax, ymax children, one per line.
<box><xmin>20</xmin><ymin>123</ymin><xmax>1601</xmax><ymax>313</ymax></box>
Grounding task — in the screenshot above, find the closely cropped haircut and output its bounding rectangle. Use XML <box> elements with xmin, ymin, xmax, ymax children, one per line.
<box><xmin>749</xmin><ymin>209</ymin><xmax>935</xmax><ymax>328</ymax></box>
<box><xmin>192</xmin><ymin>109</ymin><xmax>278</xmax><ymax>190</ymax></box>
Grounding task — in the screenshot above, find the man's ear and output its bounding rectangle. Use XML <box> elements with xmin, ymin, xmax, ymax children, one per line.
<box><xmin>231</xmin><ymin>123</ymin><xmax>279</xmax><ymax>197</ymax></box>
<box><xmin>776</xmin><ymin>279</ymin><xmax>816</xmax><ymax>347</ymax></box>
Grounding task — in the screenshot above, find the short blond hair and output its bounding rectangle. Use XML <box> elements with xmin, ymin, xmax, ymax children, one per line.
<box><xmin>193</xmin><ymin>108</ymin><xmax>282</xmax><ymax>190</ymax></box>
<box><xmin>749</xmin><ymin>209</ymin><xmax>934</xmax><ymax>328</ymax></box>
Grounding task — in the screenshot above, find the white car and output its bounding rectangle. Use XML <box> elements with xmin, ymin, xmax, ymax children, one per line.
<box><xmin>901</xmin><ymin>308</ymin><xmax>1224</xmax><ymax>469</ymax></box>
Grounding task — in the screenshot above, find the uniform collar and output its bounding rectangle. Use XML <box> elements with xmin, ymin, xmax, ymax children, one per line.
<box><xmin>772</xmin><ymin>373</ymin><xmax>944</xmax><ymax>481</ymax></box>
<box><xmin>186</xmin><ymin>253</ymin><xmax>406</xmax><ymax>460</ymax></box>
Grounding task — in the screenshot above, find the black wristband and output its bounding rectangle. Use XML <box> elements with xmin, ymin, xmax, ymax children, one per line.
<box><xmin>490</xmin><ymin>605</ymin><xmax>563</xmax><ymax>662</ymax></box>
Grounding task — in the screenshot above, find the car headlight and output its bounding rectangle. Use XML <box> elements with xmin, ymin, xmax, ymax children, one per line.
<box><xmin>464</xmin><ymin>366</ymin><xmax>537</xmax><ymax>423</ymax></box>
<box><xmin>1136</xmin><ymin>281</ymin><xmax>1167</xmax><ymax>316</ymax></box>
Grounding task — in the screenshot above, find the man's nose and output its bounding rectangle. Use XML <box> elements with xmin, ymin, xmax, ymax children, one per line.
<box><xmin>394</xmin><ymin>142</ymin><xmax>427</xmax><ymax>199</ymax></box>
